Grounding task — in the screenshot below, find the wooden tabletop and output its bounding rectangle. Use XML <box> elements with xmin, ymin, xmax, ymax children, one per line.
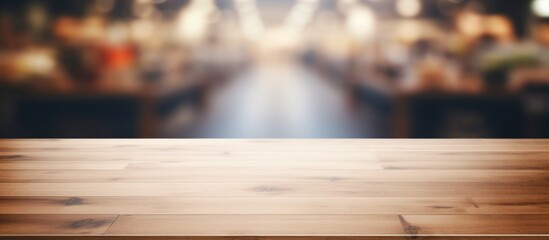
<box><xmin>0</xmin><ymin>139</ymin><xmax>548</xmax><ymax>239</ymax></box>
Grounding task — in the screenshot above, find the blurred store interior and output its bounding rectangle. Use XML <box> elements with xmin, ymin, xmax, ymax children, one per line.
<box><xmin>0</xmin><ymin>0</ymin><xmax>548</xmax><ymax>138</ymax></box>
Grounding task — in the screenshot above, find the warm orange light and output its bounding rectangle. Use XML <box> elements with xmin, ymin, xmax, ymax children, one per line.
<box><xmin>485</xmin><ymin>15</ymin><xmax>514</xmax><ymax>42</ymax></box>
<box><xmin>456</xmin><ymin>11</ymin><xmax>483</xmax><ymax>39</ymax></box>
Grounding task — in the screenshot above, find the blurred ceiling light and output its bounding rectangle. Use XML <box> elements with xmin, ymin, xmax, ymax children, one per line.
<box><xmin>234</xmin><ymin>0</ymin><xmax>265</xmax><ymax>40</ymax></box>
<box><xmin>257</xmin><ymin>28</ymin><xmax>300</xmax><ymax>54</ymax></box>
<box><xmin>284</xmin><ymin>0</ymin><xmax>319</xmax><ymax>34</ymax></box>
<box><xmin>396</xmin><ymin>0</ymin><xmax>422</xmax><ymax>18</ymax></box>
<box><xmin>346</xmin><ymin>6</ymin><xmax>376</xmax><ymax>40</ymax></box>
<box><xmin>177</xmin><ymin>0</ymin><xmax>216</xmax><ymax>42</ymax></box>
<box><xmin>95</xmin><ymin>0</ymin><xmax>115</xmax><ymax>13</ymax></box>
<box><xmin>532</xmin><ymin>0</ymin><xmax>549</xmax><ymax>17</ymax></box>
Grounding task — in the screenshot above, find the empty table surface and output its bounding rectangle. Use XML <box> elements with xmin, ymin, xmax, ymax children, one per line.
<box><xmin>0</xmin><ymin>139</ymin><xmax>548</xmax><ymax>239</ymax></box>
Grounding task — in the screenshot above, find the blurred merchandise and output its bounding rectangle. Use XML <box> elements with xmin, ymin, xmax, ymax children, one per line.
<box><xmin>478</xmin><ymin>44</ymin><xmax>542</xmax><ymax>91</ymax></box>
<box><xmin>0</xmin><ymin>0</ymin><xmax>548</xmax><ymax>138</ymax></box>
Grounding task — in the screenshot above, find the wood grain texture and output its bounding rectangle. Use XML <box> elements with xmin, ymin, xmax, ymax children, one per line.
<box><xmin>0</xmin><ymin>169</ymin><xmax>545</xmax><ymax>183</ymax></box>
<box><xmin>1</xmin><ymin>182</ymin><xmax>549</xmax><ymax>197</ymax></box>
<box><xmin>105</xmin><ymin>215</ymin><xmax>405</xmax><ymax>235</ymax></box>
<box><xmin>3</xmin><ymin>196</ymin><xmax>549</xmax><ymax>215</ymax></box>
<box><xmin>0</xmin><ymin>196</ymin><xmax>479</xmax><ymax>215</ymax></box>
<box><xmin>6</xmin><ymin>237</ymin><xmax>549</xmax><ymax>240</ymax></box>
<box><xmin>0</xmin><ymin>214</ymin><xmax>117</xmax><ymax>234</ymax></box>
<box><xmin>0</xmin><ymin>139</ymin><xmax>548</xmax><ymax>240</ymax></box>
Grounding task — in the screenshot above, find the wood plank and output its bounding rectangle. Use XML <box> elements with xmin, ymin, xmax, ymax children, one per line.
<box><xmin>0</xmin><ymin>152</ymin><xmax>137</xmax><ymax>161</ymax></box>
<box><xmin>3</xmin><ymin>237</ymin><xmax>549</xmax><ymax>240</ymax></box>
<box><xmin>1</xmin><ymin>182</ymin><xmax>548</xmax><ymax>197</ymax></box>
<box><xmin>380</xmin><ymin>160</ymin><xmax>549</xmax><ymax>170</ymax></box>
<box><xmin>105</xmin><ymin>215</ymin><xmax>405</xmax><ymax>235</ymax></box>
<box><xmin>0</xmin><ymin>139</ymin><xmax>375</xmax><ymax>152</ymax></box>
<box><xmin>106</xmin><ymin>214</ymin><xmax>549</xmax><ymax>235</ymax></box>
<box><xmin>0</xmin><ymin>150</ymin><xmax>378</xmax><ymax>162</ymax></box>
<box><xmin>3</xmin><ymin>196</ymin><xmax>549</xmax><ymax>215</ymax></box>
<box><xmin>0</xmin><ymin>214</ymin><xmax>117</xmax><ymax>234</ymax></box>
<box><xmin>6</xmin><ymin>139</ymin><xmax>529</xmax><ymax>152</ymax></box>
<box><xmin>470</xmin><ymin>197</ymin><xmax>549</xmax><ymax>214</ymax></box>
<box><xmin>374</xmin><ymin>151</ymin><xmax>549</xmax><ymax>161</ymax></box>
<box><xmin>0</xmin><ymin>197</ymin><xmax>473</xmax><ymax>215</ymax></box>
<box><xmin>0</xmin><ymin>161</ymin><xmax>129</xmax><ymax>170</ymax></box>
<box><xmin>482</xmin><ymin>139</ymin><xmax>549</xmax><ymax>145</ymax></box>
<box><xmin>482</xmin><ymin>139</ymin><xmax>549</xmax><ymax>147</ymax></box>
<box><xmin>0</xmin><ymin>170</ymin><xmax>545</xmax><ymax>183</ymax></box>
<box><xmin>368</xmin><ymin>139</ymin><xmax>549</xmax><ymax>152</ymax></box>
<box><xmin>401</xmin><ymin>215</ymin><xmax>549</xmax><ymax>234</ymax></box>
<box><xmin>125</xmin><ymin>161</ymin><xmax>384</xmax><ymax>170</ymax></box>
<box><xmin>370</xmin><ymin>145</ymin><xmax>549</xmax><ymax>152</ymax></box>
<box><xmin>135</xmin><ymin>152</ymin><xmax>379</xmax><ymax>161</ymax></box>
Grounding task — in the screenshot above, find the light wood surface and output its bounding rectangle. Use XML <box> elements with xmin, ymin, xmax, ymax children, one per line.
<box><xmin>0</xmin><ymin>139</ymin><xmax>548</xmax><ymax>239</ymax></box>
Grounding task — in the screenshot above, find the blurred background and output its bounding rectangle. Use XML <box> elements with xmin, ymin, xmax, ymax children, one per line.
<box><xmin>0</xmin><ymin>0</ymin><xmax>548</xmax><ymax>138</ymax></box>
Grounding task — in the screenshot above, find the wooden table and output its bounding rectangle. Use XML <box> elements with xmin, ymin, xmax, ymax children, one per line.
<box><xmin>0</xmin><ymin>139</ymin><xmax>548</xmax><ymax>239</ymax></box>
